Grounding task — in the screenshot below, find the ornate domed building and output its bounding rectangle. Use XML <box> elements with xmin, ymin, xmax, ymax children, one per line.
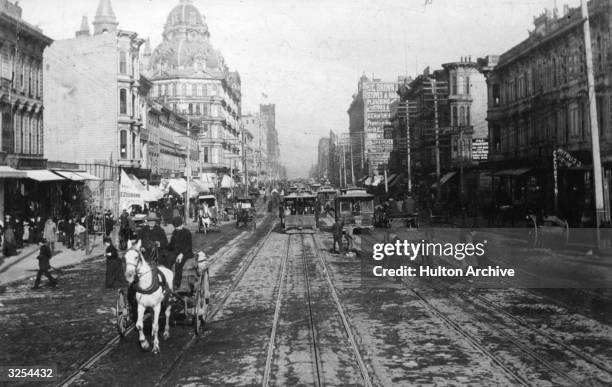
<box><xmin>146</xmin><ymin>0</ymin><xmax>242</xmax><ymax>177</ymax></box>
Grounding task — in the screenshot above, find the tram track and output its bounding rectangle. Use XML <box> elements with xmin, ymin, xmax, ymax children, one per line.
<box><xmin>402</xmin><ymin>279</ymin><xmax>609</xmax><ymax>386</ymax></box>
<box><xmin>57</xmin><ymin>216</ymin><xmax>274</xmax><ymax>387</ymax></box>
<box><xmin>154</xmin><ymin>220</ymin><xmax>277</xmax><ymax>386</ymax></box>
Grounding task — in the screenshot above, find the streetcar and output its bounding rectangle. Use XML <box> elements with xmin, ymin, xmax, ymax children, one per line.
<box><xmin>283</xmin><ymin>191</ymin><xmax>318</xmax><ymax>233</ymax></box>
<box><xmin>236</xmin><ymin>196</ymin><xmax>257</xmax><ymax>230</ymax></box>
<box><xmin>317</xmin><ymin>186</ymin><xmax>338</xmax><ymax>227</ymax></box>
<box><xmin>334</xmin><ymin>188</ymin><xmax>375</xmax><ymax>231</ymax></box>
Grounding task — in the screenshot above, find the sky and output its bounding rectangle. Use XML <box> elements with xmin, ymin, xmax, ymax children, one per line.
<box><xmin>19</xmin><ymin>0</ymin><xmax>581</xmax><ymax>178</ymax></box>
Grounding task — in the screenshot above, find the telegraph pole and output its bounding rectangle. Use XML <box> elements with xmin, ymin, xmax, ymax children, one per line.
<box><xmin>581</xmin><ymin>0</ymin><xmax>606</xmax><ymax>236</ymax></box>
<box><xmin>405</xmin><ymin>101</ymin><xmax>412</xmax><ymax>194</ymax></box>
<box><xmin>350</xmin><ymin>136</ymin><xmax>356</xmax><ymax>185</ymax></box>
<box><xmin>433</xmin><ymin>78</ymin><xmax>441</xmax><ymax>198</ymax></box>
<box><xmin>241</xmin><ymin>123</ymin><xmax>248</xmax><ymax>194</ymax></box>
<box><xmin>184</xmin><ymin>118</ymin><xmax>191</xmax><ymax>223</ymax></box>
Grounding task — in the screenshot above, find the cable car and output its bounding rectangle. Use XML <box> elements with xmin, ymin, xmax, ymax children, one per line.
<box><xmin>282</xmin><ymin>192</ymin><xmax>318</xmax><ymax>233</ymax></box>
<box><xmin>334</xmin><ymin>188</ymin><xmax>375</xmax><ymax>230</ymax></box>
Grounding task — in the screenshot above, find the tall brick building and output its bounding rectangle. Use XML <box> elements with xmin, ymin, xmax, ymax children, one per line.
<box><xmin>44</xmin><ymin>0</ymin><xmax>148</xmax><ymax>172</ymax></box>
<box><xmin>0</xmin><ymin>0</ymin><xmax>53</xmax><ymax>219</ymax></box>
<box><xmin>145</xmin><ymin>0</ymin><xmax>242</xmax><ymax>180</ymax></box>
<box><xmin>483</xmin><ymin>1</ymin><xmax>612</xmax><ymax>225</ymax></box>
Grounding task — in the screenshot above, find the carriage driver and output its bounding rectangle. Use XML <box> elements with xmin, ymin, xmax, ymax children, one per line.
<box><xmin>137</xmin><ymin>213</ymin><xmax>168</xmax><ymax>262</ymax></box>
<box><xmin>166</xmin><ymin>216</ymin><xmax>194</xmax><ymax>291</ymax></box>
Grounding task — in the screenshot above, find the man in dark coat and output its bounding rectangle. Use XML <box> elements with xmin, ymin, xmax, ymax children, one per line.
<box><xmin>104</xmin><ymin>210</ymin><xmax>115</xmax><ymax>237</ymax></box>
<box><xmin>32</xmin><ymin>239</ymin><xmax>57</xmax><ymax>289</ymax></box>
<box><xmin>331</xmin><ymin>219</ymin><xmax>345</xmax><ymax>254</ymax></box>
<box><xmin>138</xmin><ymin>213</ymin><xmax>167</xmax><ymax>263</ymax></box>
<box><xmin>65</xmin><ymin>218</ymin><xmax>75</xmax><ymax>249</ymax></box>
<box><xmin>167</xmin><ymin>216</ymin><xmax>193</xmax><ymax>290</ymax></box>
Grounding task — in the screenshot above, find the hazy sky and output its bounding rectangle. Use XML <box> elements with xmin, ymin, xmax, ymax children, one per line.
<box><xmin>19</xmin><ymin>0</ymin><xmax>579</xmax><ymax>178</ymax></box>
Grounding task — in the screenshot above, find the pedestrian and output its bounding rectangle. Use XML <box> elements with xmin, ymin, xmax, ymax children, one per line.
<box><xmin>14</xmin><ymin>218</ymin><xmax>24</xmax><ymax>248</ymax></box>
<box><xmin>167</xmin><ymin>216</ymin><xmax>193</xmax><ymax>290</ymax></box>
<box><xmin>32</xmin><ymin>238</ymin><xmax>57</xmax><ymax>289</ymax></box>
<box><xmin>331</xmin><ymin>219</ymin><xmax>345</xmax><ymax>254</ymax></box>
<box><xmin>65</xmin><ymin>218</ymin><xmax>75</xmax><ymax>249</ymax></box>
<box><xmin>3</xmin><ymin>222</ymin><xmax>17</xmax><ymax>257</ymax></box>
<box><xmin>43</xmin><ymin>217</ymin><xmax>58</xmax><ymax>254</ymax></box>
<box><xmin>104</xmin><ymin>237</ymin><xmax>122</xmax><ymax>288</ymax></box>
<box><xmin>104</xmin><ymin>210</ymin><xmax>115</xmax><ymax>237</ymax></box>
<box><xmin>22</xmin><ymin>220</ymin><xmax>30</xmax><ymax>246</ymax></box>
<box><xmin>74</xmin><ymin>221</ymin><xmax>86</xmax><ymax>250</ymax></box>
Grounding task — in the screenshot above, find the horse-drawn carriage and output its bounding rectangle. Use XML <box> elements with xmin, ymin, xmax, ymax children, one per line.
<box><xmin>116</xmin><ymin>242</ymin><xmax>211</xmax><ymax>354</ymax></box>
<box><xmin>236</xmin><ymin>196</ymin><xmax>257</xmax><ymax>230</ymax></box>
<box><xmin>197</xmin><ymin>195</ymin><xmax>219</xmax><ymax>234</ymax></box>
<box><xmin>526</xmin><ymin>214</ymin><xmax>569</xmax><ymax>248</ymax></box>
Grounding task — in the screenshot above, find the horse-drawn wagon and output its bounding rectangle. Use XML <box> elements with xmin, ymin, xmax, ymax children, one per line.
<box><xmin>116</xmin><ymin>243</ymin><xmax>211</xmax><ymax>354</ymax></box>
<box><xmin>197</xmin><ymin>195</ymin><xmax>219</xmax><ymax>234</ymax></box>
<box><xmin>235</xmin><ymin>196</ymin><xmax>257</xmax><ymax>230</ymax></box>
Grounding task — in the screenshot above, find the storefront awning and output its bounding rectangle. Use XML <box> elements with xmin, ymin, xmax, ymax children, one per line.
<box><xmin>75</xmin><ymin>171</ymin><xmax>102</xmax><ymax>181</ymax></box>
<box><xmin>432</xmin><ymin>172</ymin><xmax>457</xmax><ymax>188</ymax></box>
<box><xmin>53</xmin><ymin>170</ymin><xmax>86</xmax><ymax>181</ymax></box>
<box><xmin>0</xmin><ymin>166</ymin><xmax>26</xmax><ymax>178</ymax></box>
<box><xmin>25</xmin><ymin>169</ymin><xmax>66</xmax><ymax>182</ymax></box>
<box><xmin>493</xmin><ymin>168</ymin><xmax>532</xmax><ymax>177</ymax></box>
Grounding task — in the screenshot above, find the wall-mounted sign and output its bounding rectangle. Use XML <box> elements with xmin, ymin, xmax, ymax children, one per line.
<box><xmin>472</xmin><ymin>138</ymin><xmax>488</xmax><ymax>161</ymax></box>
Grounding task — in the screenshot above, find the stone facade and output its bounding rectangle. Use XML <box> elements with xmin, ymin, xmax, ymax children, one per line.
<box><xmin>145</xmin><ymin>0</ymin><xmax>242</xmax><ymax>177</ymax></box>
<box><xmin>483</xmin><ymin>1</ymin><xmax>612</xmax><ymax>223</ymax></box>
<box><xmin>44</xmin><ymin>0</ymin><xmax>146</xmax><ymax>170</ymax></box>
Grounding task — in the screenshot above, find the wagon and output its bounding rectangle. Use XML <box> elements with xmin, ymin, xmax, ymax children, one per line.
<box><xmin>197</xmin><ymin>195</ymin><xmax>219</xmax><ymax>234</ymax></box>
<box><xmin>115</xmin><ymin>251</ymin><xmax>211</xmax><ymax>336</ymax></box>
<box><xmin>235</xmin><ymin>196</ymin><xmax>257</xmax><ymax>230</ymax></box>
<box><xmin>526</xmin><ymin>214</ymin><xmax>569</xmax><ymax>248</ymax></box>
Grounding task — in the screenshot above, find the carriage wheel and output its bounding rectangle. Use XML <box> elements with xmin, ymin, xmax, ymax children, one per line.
<box><xmin>116</xmin><ymin>289</ymin><xmax>130</xmax><ymax>338</ymax></box>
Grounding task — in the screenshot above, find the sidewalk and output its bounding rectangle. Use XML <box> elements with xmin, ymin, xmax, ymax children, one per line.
<box><xmin>0</xmin><ymin>237</ymin><xmax>106</xmax><ymax>286</ymax></box>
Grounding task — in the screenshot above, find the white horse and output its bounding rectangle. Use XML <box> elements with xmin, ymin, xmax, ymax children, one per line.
<box><xmin>124</xmin><ymin>240</ymin><xmax>174</xmax><ymax>354</ymax></box>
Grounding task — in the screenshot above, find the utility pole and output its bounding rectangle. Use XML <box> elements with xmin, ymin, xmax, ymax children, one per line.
<box><xmin>459</xmin><ymin>129</ymin><xmax>464</xmax><ymax>195</ymax></box>
<box><xmin>581</xmin><ymin>0</ymin><xmax>606</xmax><ymax>237</ymax></box>
<box><xmin>432</xmin><ymin>78</ymin><xmax>441</xmax><ymax>199</ymax></box>
<box><xmin>342</xmin><ymin>143</ymin><xmax>347</xmax><ymax>187</ymax></box>
<box><xmin>184</xmin><ymin>118</ymin><xmax>191</xmax><ymax>223</ymax></box>
<box><xmin>350</xmin><ymin>136</ymin><xmax>356</xmax><ymax>185</ymax></box>
<box><xmin>405</xmin><ymin>101</ymin><xmax>412</xmax><ymax>194</ymax></box>
<box><xmin>241</xmin><ymin>123</ymin><xmax>247</xmax><ymax>194</ymax></box>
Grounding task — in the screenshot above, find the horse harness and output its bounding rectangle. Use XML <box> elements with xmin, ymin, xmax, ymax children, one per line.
<box><xmin>127</xmin><ymin>252</ymin><xmax>171</xmax><ymax>297</ymax></box>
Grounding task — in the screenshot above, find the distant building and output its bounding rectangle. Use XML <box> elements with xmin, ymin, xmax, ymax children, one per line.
<box><xmin>242</xmin><ymin>112</ymin><xmax>262</xmax><ymax>183</ymax></box>
<box><xmin>348</xmin><ymin>74</ymin><xmax>399</xmax><ymax>177</ymax></box>
<box><xmin>260</xmin><ymin>104</ymin><xmax>281</xmax><ymax>182</ymax></box>
<box><xmin>0</xmin><ymin>0</ymin><xmax>53</xmax><ymax>219</ymax></box>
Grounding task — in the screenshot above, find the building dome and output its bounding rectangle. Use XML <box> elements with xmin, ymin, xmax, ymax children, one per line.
<box><xmin>149</xmin><ymin>0</ymin><xmax>225</xmax><ymax>76</ymax></box>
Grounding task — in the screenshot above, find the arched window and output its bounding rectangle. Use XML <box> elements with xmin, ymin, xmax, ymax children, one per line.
<box><xmin>452</xmin><ymin>106</ymin><xmax>458</xmax><ymax>126</ymax></box>
<box><xmin>119</xmin><ymin>89</ymin><xmax>127</xmax><ymax>114</ymax></box>
<box><xmin>119</xmin><ymin>51</ymin><xmax>127</xmax><ymax>74</ymax></box>
<box><xmin>188</xmin><ymin>103</ymin><xmax>193</xmax><ymax>114</ymax></box>
<box><xmin>460</xmin><ymin>106</ymin><xmax>466</xmax><ymax>126</ymax></box>
<box><xmin>192</xmin><ymin>84</ymin><xmax>198</xmax><ymax>96</ymax></box>
<box><xmin>182</xmin><ymin>83</ymin><xmax>187</xmax><ymax>95</ymax></box>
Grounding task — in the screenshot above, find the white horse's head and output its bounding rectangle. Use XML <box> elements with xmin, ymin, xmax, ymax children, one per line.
<box><xmin>124</xmin><ymin>239</ymin><xmax>143</xmax><ymax>283</ymax></box>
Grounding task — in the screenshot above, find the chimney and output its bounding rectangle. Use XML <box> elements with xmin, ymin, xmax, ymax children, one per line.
<box><xmin>75</xmin><ymin>15</ymin><xmax>90</xmax><ymax>37</ymax></box>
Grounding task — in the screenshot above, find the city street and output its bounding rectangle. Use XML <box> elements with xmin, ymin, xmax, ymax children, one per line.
<box><xmin>1</xmin><ymin>208</ymin><xmax>612</xmax><ymax>386</ymax></box>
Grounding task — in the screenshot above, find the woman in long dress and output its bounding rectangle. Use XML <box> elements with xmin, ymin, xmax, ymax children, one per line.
<box><xmin>104</xmin><ymin>237</ymin><xmax>123</xmax><ymax>288</ymax></box>
<box><xmin>3</xmin><ymin>224</ymin><xmax>17</xmax><ymax>257</ymax></box>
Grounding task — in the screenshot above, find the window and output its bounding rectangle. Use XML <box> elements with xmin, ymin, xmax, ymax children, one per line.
<box><xmin>132</xmin><ymin>132</ymin><xmax>136</xmax><ymax>159</ymax></box>
<box><xmin>119</xmin><ymin>89</ymin><xmax>127</xmax><ymax>114</ymax></box>
<box><xmin>457</xmin><ymin>76</ymin><xmax>464</xmax><ymax>95</ymax></box>
<box><xmin>164</xmin><ymin>84</ymin><xmax>169</xmax><ymax>95</ymax></box>
<box><xmin>192</xmin><ymin>84</ymin><xmax>198</xmax><ymax>96</ymax></box>
<box><xmin>196</xmin><ymin>104</ymin><xmax>201</xmax><ymax>114</ymax></box>
<box><xmin>569</xmin><ymin>104</ymin><xmax>579</xmax><ymax>137</ymax></box>
<box><xmin>451</xmin><ymin>74</ymin><xmax>457</xmax><ymax>95</ymax></box>
<box><xmin>203</xmin><ymin>147</ymin><xmax>209</xmax><ymax>163</ymax></box>
<box><xmin>188</xmin><ymin>103</ymin><xmax>193</xmax><ymax>114</ymax></box>
<box><xmin>157</xmin><ymin>84</ymin><xmax>162</xmax><ymax>97</ymax></box>
<box><xmin>466</xmin><ymin>106</ymin><xmax>470</xmax><ymax>126</ymax></box>
<box><xmin>460</xmin><ymin>106</ymin><xmax>466</xmax><ymax>126</ymax></box>
<box><xmin>182</xmin><ymin>83</ymin><xmax>187</xmax><ymax>96</ymax></box>
<box><xmin>465</xmin><ymin>76</ymin><xmax>470</xmax><ymax>95</ymax></box>
<box><xmin>119</xmin><ymin>51</ymin><xmax>127</xmax><ymax>74</ymax></box>
<box><xmin>172</xmin><ymin>83</ymin><xmax>177</xmax><ymax>96</ymax></box>
<box><xmin>120</xmin><ymin>130</ymin><xmax>127</xmax><ymax>158</ymax></box>
<box><xmin>452</xmin><ymin>106</ymin><xmax>458</xmax><ymax>126</ymax></box>
<box><xmin>202</xmin><ymin>85</ymin><xmax>207</xmax><ymax>96</ymax></box>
